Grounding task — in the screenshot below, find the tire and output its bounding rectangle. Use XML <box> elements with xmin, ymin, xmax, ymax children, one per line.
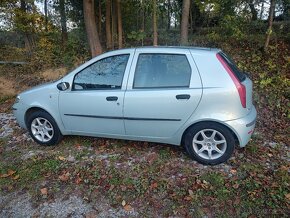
<box><xmin>27</xmin><ymin>110</ymin><xmax>62</xmax><ymax>146</ymax></box>
<box><xmin>184</xmin><ymin>122</ymin><xmax>235</xmax><ymax>165</ymax></box>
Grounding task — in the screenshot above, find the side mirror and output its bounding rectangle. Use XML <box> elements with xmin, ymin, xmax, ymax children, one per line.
<box><xmin>57</xmin><ymin>82</ymin><xmax>70</xmax><ymax>91</ymax></box>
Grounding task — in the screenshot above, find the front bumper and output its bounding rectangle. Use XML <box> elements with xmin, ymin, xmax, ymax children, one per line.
<box><xmin>12</xmin><ymin>103</ymin><xmax>27</xmax><ymax>129</ymax></box>
<box><xmin>225</xmin><ymin>106</ymin><xmax>257</xmax><ymax>147</ymax></box>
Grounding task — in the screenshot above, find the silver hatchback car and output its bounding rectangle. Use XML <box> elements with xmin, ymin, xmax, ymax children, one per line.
<box><xmin>13</xmin><ymin>47</ymin><xmax>257</xmax><ymax>165</ymax></box>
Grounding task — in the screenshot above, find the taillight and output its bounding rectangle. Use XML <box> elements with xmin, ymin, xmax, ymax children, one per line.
<box><xmin>216</xmin><ymin>54</ymin><xmax>246</xmax><ymax>108</ymax></box>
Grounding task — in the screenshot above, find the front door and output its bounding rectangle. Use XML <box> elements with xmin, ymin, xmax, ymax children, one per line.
<box><xmin>59</xmin><ymin>53</ymin><xmax>131</xmax><ymax>136</ymax></box>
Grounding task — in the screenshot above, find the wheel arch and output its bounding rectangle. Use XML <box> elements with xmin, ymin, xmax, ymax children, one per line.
<box><xmin>24</xmin><ymin>107</ymin><xmax>61</xmax><ymax>132</ymax></box>
<box><xmin>181</xmin><ymin>120</ymin><xmax>240</xmax><ymax>146</ymax></box>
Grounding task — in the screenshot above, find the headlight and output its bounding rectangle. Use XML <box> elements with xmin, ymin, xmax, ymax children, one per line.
<box><xmin>15</xmin><ymin>95</ymin><xmax>20</xmax><ymax>103</ymax></box>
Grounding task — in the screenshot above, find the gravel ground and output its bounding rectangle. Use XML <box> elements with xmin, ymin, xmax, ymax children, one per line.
<box><xmin>0</xmin><ymin>192</ymin><xmax>139</xmax><ymax>218</ymax></box>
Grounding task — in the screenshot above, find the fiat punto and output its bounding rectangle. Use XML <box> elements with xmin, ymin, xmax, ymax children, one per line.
<box><xmin>13</xmin><ymin>47</ymin><xmax>257</xmax><ymax>165</ymax></box>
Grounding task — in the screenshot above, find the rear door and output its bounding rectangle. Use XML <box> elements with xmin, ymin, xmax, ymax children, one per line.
<box><xmin>123</xmin><ymin>48</ymin><xmax>202</xmax><ymax>138</ymax></box>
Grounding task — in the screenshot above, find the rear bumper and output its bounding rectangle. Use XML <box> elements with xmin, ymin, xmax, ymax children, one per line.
<box><xmin>225</xmin><ymin>106</ymin><xmax>257</xmax><ymax>147</ymax></box>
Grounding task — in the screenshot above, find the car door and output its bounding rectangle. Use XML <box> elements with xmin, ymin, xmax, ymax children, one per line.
<box><xmin>59</xmin><ymin>50</ymin><xmax>134</xmax><ymax>136</ymax></box>
<box><xmin>123</xmin><ymin>48</ymin><xmax>202</xmax><ymax>138</ymax></box>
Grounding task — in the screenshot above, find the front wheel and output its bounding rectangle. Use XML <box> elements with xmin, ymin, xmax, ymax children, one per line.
<box><xmin>184</xmin><ymin>122</ymin><xmax>235</xmax><ymax>165</ymax></box>
<box><xmin>27</xmin><ymin>110</ymin><xmax>62</xmax><ymax>146</ymax></box>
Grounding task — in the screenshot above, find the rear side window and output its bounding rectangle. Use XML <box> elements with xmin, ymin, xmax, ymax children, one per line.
<box><xmin>218</xmin><ymin>52</ymin><xmax>246</xmax><ymax>82</ymax></box>
<box><xmin>133</xmin><ymin>54</ymin><xmax>191</xmax><ymax>88</ymax></box>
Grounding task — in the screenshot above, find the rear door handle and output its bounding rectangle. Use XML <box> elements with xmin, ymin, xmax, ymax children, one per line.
<box><xmin>176</xmin><ymin>94</ymin><xmax>190</xmax><ymax>100</ymax></box>
<box><xmin>106</xmin><ymin>96</ymin><xmax>118</xmax><ymax>101</ymax></box>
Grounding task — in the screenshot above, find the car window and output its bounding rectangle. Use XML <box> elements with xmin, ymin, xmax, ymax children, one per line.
<box><xmin>73</xmin><ymin>54</ymin><xmax>129</xmax><ymax>90</ymax></box>
<box><xmin>133</xmin><ymin>54</ymin><xmax>191</xmax><ymax>88</ymax></box>
<box><xmin>218</xmin><ymin>52</ymin><xmax>246</xmax><ymax>82</ymax></box>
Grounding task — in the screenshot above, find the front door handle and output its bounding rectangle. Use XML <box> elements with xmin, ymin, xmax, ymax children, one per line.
<box><xmin>176</xmin><ymin>94</ymin><xmax>190</xmax><ymax>100</ymax></box>
<box><xmin>106</xmin><ymin>96</ymin><xmax>118</xmax><ymax>101</ymax></box>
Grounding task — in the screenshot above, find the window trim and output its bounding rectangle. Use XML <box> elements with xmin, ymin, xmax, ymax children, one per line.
<box><xmin>72</xmin><ymin>54</ymin><xmax>130</xmax><ymax>91</ymax></box>
<box><xmin>132</xmin><ymin>53</ymin><xmax>192</xmax><ymax>89</ymax></box>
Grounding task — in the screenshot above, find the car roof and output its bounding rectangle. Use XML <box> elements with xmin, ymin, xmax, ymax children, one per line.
<box><xmin>105</xmin><ymin>46</ymin><xmax>221</xmax><ymax>54</ymax></box>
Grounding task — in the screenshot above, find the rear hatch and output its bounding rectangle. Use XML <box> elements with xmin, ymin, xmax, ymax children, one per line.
<box><xmin>217</xmin><ymin>52</ymin><xmax>253</xmax><ymax>110</ymax></box>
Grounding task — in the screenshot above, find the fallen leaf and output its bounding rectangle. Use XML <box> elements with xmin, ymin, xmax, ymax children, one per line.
<box><xmin>0</xmin><ymin>169</ymin><xmax>16</xmax><ymax>178</ymax></box>
<box><xmin>124</xmin><ymin>204</ymin><xmax>133</xmax><ymax>211</ymax></box>
<box><xmin>121</xmin><ymin>200</ymin><xmax>126</xmax><ymax>206</ymax></box>
<box><xmin>150</xmin><ymin>182</ymin><xmax>158</xmax><ymax>189</ymax></box>
<box><xmin>58</xmin><ymin>156</ymin><xmax>66</xmax><ymax>161</ymax></box>
<box><xmin>13</xmin><ymin>175</ymin><xmax>20</xmax><ymax>180</ymax></box>
<box><xmin>59</xmin><ymin>172</ymin><xmax>70</xmax><ymax>182</ymax></box>
<box><xmin>285</xmin><ymin>193</ymin><xmax>290</xmax><ymax>200</ymax></box>
<box><xmin>8</xmin><ymin>169</ymin><xmax>16</xmax><ymax>176</ymax></box>
<box><xmin>120</xmin><ymin>185</ymin><xmax>127</xmax><ymax>191</ymax></box>
<box><xmin>230</xmin><ymin>169</ymin><xmax>237</xmax><ymax>174</ymax></box>
<box><xmin>75</xmin><ymin>144</ymin><xmax>82</xmax><ymax>150</ymax></box>
<box><xmin>184</xmin><ymin>196</ymin><xmax>192</xmax><ymax>201</ymax></box>
<box><xmin>233</xmin><ymin>183</ymin><xmax>239</xmax><ymax>189</ymax></box>
<box><xmin>0</xmin><ymin>174</ymin><xmax>9</xmax><ymax>178</ymax></box>
<box><xmin>188</xmin><ymin>189</ymin><xmax>194</xmax><ymax>196</ymax></box>
<box><xmin>75</xmin><ymin>176</ymin><xmax>82</xmax><ymax>184</ymax></box>
<box><xmin>40</xmin><ymin>187</ymin><xmax>48</xmax><ymax>195</ymax></box>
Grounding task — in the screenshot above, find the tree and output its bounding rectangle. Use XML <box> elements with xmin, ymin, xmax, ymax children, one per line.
<box><xmin>18</xmin><ymin>0</ymin><xmax>36</xmax><ymax>54</ymax></box>
<box><xmin>180</xmin><ymin>0</ymin><xmax>190</xmax><ymax>45</ymax></box>
<box><xmin>98</xmin><ymin>0</ymin><xmax>102</xmax><ymax>36</ymax></box>
<box><xmin>116</xmin><ymin>0</ymin><xmax>123</xmax><ymax>48</ymax></box>
<box><xmin>248</xmin><ymin>0</ymin><xmax>258</xmax><ymax>21</ymax></box>
<box><xmin>83</xmin><ymin>0</ymin><xmax>102</xmax><ymax>57</ymax></box>
<box><xmin>44</xmin><ymin>0</ymin><xmax>48</xmax><ymax>31</ymax></box>
<box><xmin>59</xmin><ymin>0</ymin><xmax>68</xmax><ymax>45</ymax></box>
<box><xmin>264</xmin><ymin>0</ymin><xmax>276</xmax><ymax>50</ymax></box>
<box><xmin>106</xmin><ymin>0</ymin><xmax>112</xmax><ymax>49</ymax></box>
<box><xmin>153</xmin><ymin>0</ymin><xmax>157</xmax><ymax>46</ymax></box>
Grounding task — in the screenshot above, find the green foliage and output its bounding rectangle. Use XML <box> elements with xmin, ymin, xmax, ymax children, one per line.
<box><xmin>127</xmin><ymin>30</ymin><xmax>146</xmax><ymax>45</ymax></box>
<box><xmin>219</xmin><ymin>15</ymin><xmax>246</xmax><ymax>39</ymax></box>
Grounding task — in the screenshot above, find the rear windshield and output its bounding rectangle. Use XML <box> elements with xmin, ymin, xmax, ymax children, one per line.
<box><xmin>218</xmin><ymin>52</ymin><xmax>246</xmax><ymax>82</ymax></box>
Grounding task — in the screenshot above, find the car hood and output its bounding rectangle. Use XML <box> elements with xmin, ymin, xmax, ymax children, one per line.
<box><xmin>19</xmin><ymin>81</ymin><xmax>57</xmax><ymax>97</ymax></box>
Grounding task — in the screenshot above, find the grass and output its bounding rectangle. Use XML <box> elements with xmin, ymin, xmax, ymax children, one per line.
<box><xmin>0</xmin><ymin>134</ymin><xmax>289</xmax><ymax>216</ymax></box>
<box><xmin>1</xmin><ymin>125</ymin><xmax>289</xmax><ymax>217</ymax></box>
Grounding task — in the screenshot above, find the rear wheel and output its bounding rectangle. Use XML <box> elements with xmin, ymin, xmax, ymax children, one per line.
<box><xmin>184</xmin><ymin>122</ymin><xmax>235</xmax><ymax>165</ymax></box>
<box><xmin>27</xmin><ymin>110</ymin><xmax>62</xmax><ymax>145</ymax></box>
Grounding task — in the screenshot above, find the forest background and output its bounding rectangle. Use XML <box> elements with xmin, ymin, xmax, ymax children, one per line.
<box><xmin>0</xmin><ymin>0</ymin><xmax>289</xmax><ymax>217</ymax></box>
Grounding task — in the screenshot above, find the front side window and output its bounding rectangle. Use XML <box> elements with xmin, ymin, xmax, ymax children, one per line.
<box><xmin>133</xmin><ymin>54</ymin><xmax>191</xmax><ymax>88</ymax></box>
<box><xmin>73</xmin><ymin>54</ymin><xmax>129</xmax><ymax>90</ymax></box>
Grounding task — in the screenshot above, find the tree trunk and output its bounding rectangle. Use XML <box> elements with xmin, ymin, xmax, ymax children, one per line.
<box><xmin>264</xmin><ymin>0</ymin><xmax>275</xmax><ymax>50</ymax></box>
<box><xmin>20</xmin><ymin>0</ymin><xmax>34</xmax><ymax>54</ymax></box>
<box><xmin>248</xmin><ymin>1</ymin><xmax>258</xmax><ymax>21</ymax></box>
<box><xmin>59</xmin><ymin>0</ymin><xmax>68</xmax><ymax>45</ymax></box>
<box><xmin>260</xmin><ymin>1</ymin><xmax>264</xmax><ymax>20</ymax></box>
<box><xmin>180</xmin><ymin>0</ymin><xmax>190</xmax><ymax>45</ymax></box>
<box><xmin>111</xmin><ymin>1</ymin><xmax>116</xmax><ymax>49</ymax></box>
<box><xmin>141</xmin><ymin>3</ymin><xmax>145</xmax><ymax>32</ymax></box>
<box><xmin>189</xmin><ymin>3</ymin><xmax>193</xmax><ymax>35</ymax></box>
<box><xmin>98</xmin><ymin>0</ymin><xmax>102</xmax><ymax>36</ymax></box>
<box><xmin>44</xmin><ymin>0</ymin><xmax>48</xmax><ymax>31</ymax></box>
<box><xmin>116</xmin><ymin>0</ymin><xmax>123</xmax><ymax>49</ymax></box>
<box><xmin>83</xmin><ymin>0</ymin><xmax>103</xmax><ymax>57</ymax></box>
<box><xmin>153</xmin><ymin>0</ymin><xmax>158</xmax><ymax>46</ymax></box>
<box><xmin>106</xmin><ymin>0</ymin><xmax>112</xmax><ymax>49</ymax></box>
<box><xmin>167</xmin><ymin>0</ymin><xmax>171</xmax><ymax>30</ymax></box>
